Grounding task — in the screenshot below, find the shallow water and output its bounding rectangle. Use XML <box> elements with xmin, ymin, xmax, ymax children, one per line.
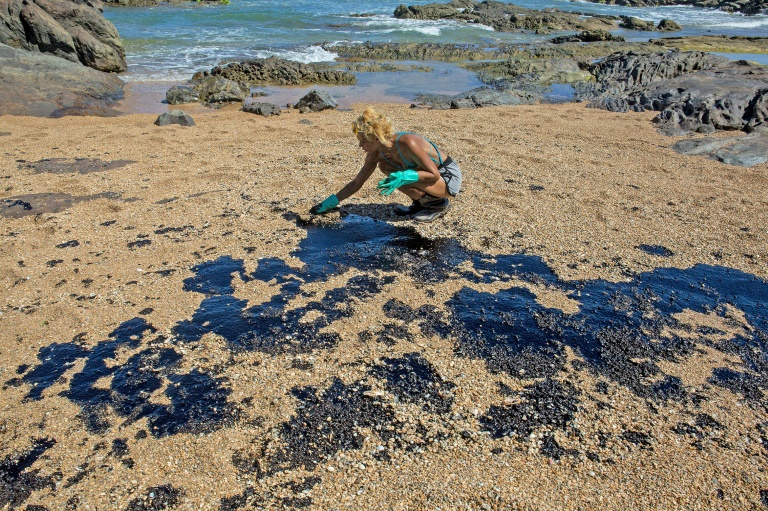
<box><xmin>105</xmin><ymin>0</ymin><xmax>768</xmax><ymax>84</ymax></box>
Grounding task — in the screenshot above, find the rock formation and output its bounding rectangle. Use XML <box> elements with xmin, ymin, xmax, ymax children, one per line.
<box><xmin>394</xmin><ymin>0</ymin><xmax>620</xmax><ymax>34</ymax></box>
<box><xmin>0</xmin><ymin>0</ymin><xmax>126</xmax><ymax>72</ymax></box>
<box><xmin>198</xmin><ymin>57</ymin><xmax>356</xmax><ymax>86</ymax></box>
<box><xmin>0</xmin><ymin>0</ymin><xmax>127</xmax><ymax>116</ymax></box>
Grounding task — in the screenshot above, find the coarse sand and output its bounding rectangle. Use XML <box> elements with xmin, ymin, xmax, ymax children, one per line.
<box><xmin>1</xmin><ymin>103</ymin><xmax>767</xmax><ymax>510</ymax></box>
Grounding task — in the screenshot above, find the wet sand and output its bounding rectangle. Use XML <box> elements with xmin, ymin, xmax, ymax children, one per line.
<box><xmin>1</xmin><ymin>104</ymin><xmax>767</xmax><ymax>510</ymax></box>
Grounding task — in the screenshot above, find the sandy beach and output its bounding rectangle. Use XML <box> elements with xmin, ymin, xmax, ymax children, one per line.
<box><xmin>1</xmin><ymin>103</ymin><xmax>767</xmax><ymax>510</ymax></box>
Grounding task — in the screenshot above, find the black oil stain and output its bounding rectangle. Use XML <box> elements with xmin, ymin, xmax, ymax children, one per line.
<box><xmin>13</xmin><ymin>318</ymin><xmax>238</xmax><ymax>437</ymax></box>
<box><xmin>10</xmin><ymin>213</ymin><xmax>768</xmax><ymax>476</ymax></box>
<box><xmin>481</xmin><ymin>378</ymin><xmax>580</xmax><ymax>439</ymax></box>
<box><xmin>125</xmin><ymin>485</ymin><xmax>182</xmax><ymax>511</ymax></box>
<box><xmin>672</xmin><ymin>413</ymin><xmax>726</xmax><ymax>450</ymax></box>
<box><xmin>638</xmin><ymin>244</ymin><xmax>675</xmax><ymax>257</ymax></box>
<box><xmin>0</xmin><ymin>438</ymin><xmax>58</xmax><ymax>510</ymax></box>
<box><xmin>267</xmin><ymin>378</ymin><xmax>396</xmax><ymax>473</ymax></box>
<box><xmin>128</xmin><ymin>239</ymin><xmax>152</xmax><ymax>249</ymax></box>
<box><xmin>370</xmin><ymin>353</ymin><xmax>455</xmax><ymax>414</ymax></box>
<box><xmin>173</xmin><ymin>252</ymin><xmax>392</xmax><ymax>355</ymax></box>
<box><xmin>1</xmin><ymin>193</ymin><xmax>121</xmax><ymax>218</ymax></box>
<box><xmin>20</xmin><ymin>158</ymin><xmax>136</xmax><ymax>175</ymax></box>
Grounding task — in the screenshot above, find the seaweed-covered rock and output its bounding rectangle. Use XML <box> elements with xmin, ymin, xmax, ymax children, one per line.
<box><xmin>194</xmin><ymin>75</ymin><xmax>247</xmax><ymax>105</ymax></box>
<box><xmin>469</xmin><ymin>56</ymin><xmax>594</xmax><ymax>87</ymax></box>
<box><xmin>199</xmin><ymin>56</ymin><xmax>356</xmax><ymax>86</ymax></box>
<box><xmin>394</xmin><ymin>0</ymin><xmax>620</xmax><ymax>33</ymax></box>
<box><xmin>294</xmin><ymin>90</ymin><xmax>337</xmax><ymax>113</ymax></box>
<box><xmin>414</xmin><ymin>87</ymin><xmax>537</xmax><ymax>109</ymax></box>
<box><xmin>166</xmin><ymin>85</ymin><xmax>200</xmax><ymax>105</ymax></box>
<box><xmin>551</xmin><ymin>30</ymin><xmax>625</xmax><ymax>44</ymax></box>
<box><xmin>657</xmin><ymin>19</ymin><xmax>682</xmax><ymax>31</ymax></box>
<box><xmin>619</xmin><ymin>16</ymin><xmax>656</xmax><ymax>31</ymax></box>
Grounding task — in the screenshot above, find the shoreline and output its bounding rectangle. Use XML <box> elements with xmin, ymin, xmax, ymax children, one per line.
<box><xmin>112</xmin><ymin>46</ymin><xmax>768</xmax><ymax>117</ymax></box>
<box><xmin>116</xmin><ymin>80</ymin><xmax>419</xmax><ymax>116</ymax></box>
<box><xmin>114</xmin><ymin>58</ymin><xmax>484</xmax><ymax>116</ymax></box>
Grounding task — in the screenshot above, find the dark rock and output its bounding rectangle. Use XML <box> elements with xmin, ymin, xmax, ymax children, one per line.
<box><xmin>468</xmin><ymin>88</ymin><xmax>537</xmax><ymax>107</ymax></box>
<box><xmin>194</xmin><ymin>75</ymin><xmax>246</xmax><ymax>105</ymax></box>
<box><xmin>576</xmin><ymin>50</ymin><xmax>730</xmax><ymax>112</ymax></box>
<box><xmin>242</xmin><ymin>102</ymin><xmax>281</xmax><ymax>117</ymax></box>
<box><xmin>584</xmin><ymin>50</ymin><xmax>729</xmax><ymax>98</ymax></box>
<box><xmin>577</xmin><ymin>0</ymin><xmax>765</xmax><ymax>15</ymax></box>
<box><xmin>166</xmin><ymin>85</ymin><xmax>200</xmax><ymax>105</ymax></box>
<box><xmin>670</xmin><ymin>132</ymin><xmax>768</xmax><ymax>167</ymax></box>
<box><xmin>551</xmin><ymin>29</ymin><xmax>625</xmax><ymax>44</ymax></box>
<box><xmin>470</xmin><ymin>56</ymin><xmax>594</xmax><ymax>87</ymax></box>
<box><xmin>294</xmin><ymin>90</ymin><xmax>337</xmax><ymax>113</ymax></box>
<box><xmin>416</xmin><ymin>87</ymin><xmax>538</xmax><ymax>109</ymax></box>
<box><xmin>646</xmin><ymin>61</ymin><xmax>768</xmax><ymax>134</ymax></box>
<box><xmin>394</xmin><ymin>0</ymin><xmax>620</xmax><ymax>33</ymax></box>
<box><xmin>620</xmin><ymin>16</ymin><xmax>656</xmax><ymax>31</ymax></box>
<box><xmin>580</xmin><ymin>50</ymin><xmax>768</xmax><ymax>160</ymax></box>
<box><xmin>657</xmin><ymin>19</ymin><xmax>682</xmax><ymax>31</ymax></box>
<box><xmin>154</xmin><ymin>110</ymin><xmax>196</xmax><ymax>127</ymax></box>
<box><xmin>0</xmin><ymin>0</ymin><xmax>126</xmax><ymax>72</ymax></box>
<box><xmin>0</xmin><ymin>42</ymin><xmax>124</xmax><ymax>117</ymax></box>
<box><xmin>450</xmin><ymin>98</ymin><xmax>476</xmax><ymax>109</ymax></box>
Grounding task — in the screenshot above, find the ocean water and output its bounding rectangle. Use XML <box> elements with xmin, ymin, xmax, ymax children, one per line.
<box><xmin>104</xmin><ymin>0</ymin><xmax>768</xmax><ymax>108</ymax></box>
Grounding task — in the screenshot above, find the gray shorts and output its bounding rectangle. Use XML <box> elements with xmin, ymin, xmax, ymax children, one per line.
<box><xmin>439</xmin><ymin>157</ymin><xmax>462</xmax><ymax>196</ymax></box>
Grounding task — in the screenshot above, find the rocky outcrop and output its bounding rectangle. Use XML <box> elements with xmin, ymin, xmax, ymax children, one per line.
<box><xmin>619</xmin><ymin>16</ymin><xmax>681</xmax><ymax>31</ymax></box>
<box><xmin>583</xmin><ymin>50</ymin><xmax>729</xmax><ymax>98</ymax></box>
<box><xmin>551</xmin><ymin>30</ymin><xmax>625</xmax><ymax>44</ymax></box>
<box><xmin>647</xmin><ymin>62</ymin><xmax>768</xmax><ymax>134</ymax></box>
<box><xmin>413</xmin><ymin>87</ymin><xmax>537</xmax><ymax>109</ymax></box>
<box><xmin>0</xmin><ymin>0</ymin><xmax>126</xmax><ymax>72</ymax></box>
<box><xmin>0</xmin><ymin>42</ymin><xmax>124</xmax><ymax>117</ymax></box>
<box><xmin>577</xmin><ymin>50</ymin><xmax>768</xmax><ymax>137</ymax></box>
<box><xmin>394</xmin><ymin>0</ymin><xmax>620</xmax><ymax>34</ymax></box>
<box><xmin>470</xmin><ymin>57</ymin><xmax>594</xmax><ymax>87</ymax></box>
<box><xmin>671</xmin><ymin>132</ymin><xmax>768</xmax><ymax>167</ymax></box>
<box><xmin>197</xmin><ymin>56</ymin><xmax>356</xmax><ymax>86</ymax></box>
<box><xmin>578</xmin><ymin>0</ymin><xmax>766</xmax><ymax>15</ymax></box>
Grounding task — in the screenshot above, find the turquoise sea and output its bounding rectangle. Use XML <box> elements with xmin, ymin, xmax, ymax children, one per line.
<box><xmin>104</xmin><ymin>0</ymin><xmax>768</xmax><ymax>110</ymax></box>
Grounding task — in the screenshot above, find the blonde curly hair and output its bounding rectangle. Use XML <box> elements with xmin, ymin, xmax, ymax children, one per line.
<box><xmin>352</xmin><ymin>107</ymin><xmax>394</xmax><ymax>144</ymax></box>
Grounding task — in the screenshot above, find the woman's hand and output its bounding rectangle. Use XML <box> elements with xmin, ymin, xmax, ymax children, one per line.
<box><xmin>310</xmin><ymin>194</ymin><xmax>339</xmax><ymax>214</ymax></box>
<box><xmin>377</xmin><ymin>170</ymin><xmax>419</xmax><ymax>196</ymax></box>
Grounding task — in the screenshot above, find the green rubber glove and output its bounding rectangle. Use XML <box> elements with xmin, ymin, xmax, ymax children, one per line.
<box><xmin>376</xmin><ymin>170</ymin><xmax>419</xmax><ymax>196</ymax></box>
<box><xmin>310</xmin><ymin>194</ymin><xmax>339</xmax><ymax>214</ymax></box>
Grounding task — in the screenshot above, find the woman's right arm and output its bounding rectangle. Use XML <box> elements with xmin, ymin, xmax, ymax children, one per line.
<box><xmin>310</xmin><ymin>153</ymin><xmax>379</xmax><ymax>214</ymax></box>
<box><xmin>335</xmin><ymin>152</ymin><xmax>379</xmax><ymax>202</ymax></box>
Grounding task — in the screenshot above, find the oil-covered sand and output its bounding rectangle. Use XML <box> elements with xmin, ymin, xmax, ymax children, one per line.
<box><xmin>1</xmin><ymin>103</ymin><xmax>767</xmax><ymax>510</ymax></box>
